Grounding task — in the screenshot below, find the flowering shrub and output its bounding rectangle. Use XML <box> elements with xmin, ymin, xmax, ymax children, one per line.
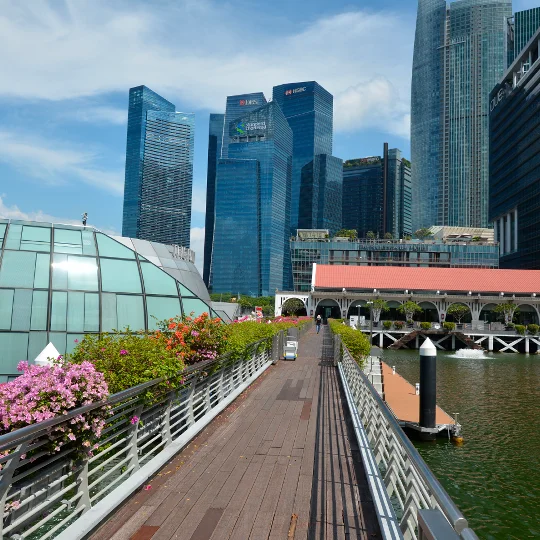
<box><xmin>328</xmin><ymin>319</ymin><xmax>370</xmax><ymax>368</ymax></box>
<box><xmin>69</xmin><ymin>330</ymin><xmax>183</xmax><ymax>396</ymax></box>
<box><xmin>156</xmin><ymin>312</ymin><xmax>226</xmax><ymax>365</ymax></box>
<box><xmin>0</xmin><ymin>361</ymin><xmax>109</xmax><ymax>457</ymax></box>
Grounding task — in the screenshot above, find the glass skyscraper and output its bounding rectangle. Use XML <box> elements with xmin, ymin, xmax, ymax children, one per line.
<box><xmin>212</xmin><ymin>102</ymin><xmax>293</xmax><ymax>296</ymax></box>
<box><xmin>122</xmin><ymin>86</ymin><xmax>194</xmax><ymax>248</ymax></box>
<box><xmin>514</xmin><ymin>8</ymin><xmax>540</xmax><ymax>59</ymax></box>
<box><xmin>411</xmin><ymin>0</ymin><xmax>511</xmax><ymax>230</ymax></box>
<box><xmin>342</xmin><ymin>145</ymin><xmax>412</xmax><ymax>239</ymax></box>
<box><xmin>272</xmin><ymin>82</ymin><xmax>337</xmax><ymax>234</ymax></box>
<box><xmin>203</xmin><ymin>113</ymin><xmax>224</xmax><ymax>287</ymax></box>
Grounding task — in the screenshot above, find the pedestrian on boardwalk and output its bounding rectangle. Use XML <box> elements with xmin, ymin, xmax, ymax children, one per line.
<box><xmin>316</xmin><ymin>314</ymin><xmax>322</xmax><ymax>334</ymax></box>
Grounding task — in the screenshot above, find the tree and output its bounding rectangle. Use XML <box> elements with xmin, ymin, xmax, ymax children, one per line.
<box><xmin>415</xmin><ymin>228</ymin><xmax>432</xmax><ymax>241</ymax></box>
<box><xmin>384</xmin><ymin>232</ymin><xmax>393</xmax><ymax>239</ymax></box>
<box><xmin>281</xmin><ymin>298</ymin><xmax>306</xmax><ymax>316</ymax></box>
<box><xmin>446</xmin><ymin>303</ymin><xmax>470</xmax><ymax>324</ymax></box>
<box><xmin>335</xmin><ymin>229</ymin><xmax>358</xmax><ymax>240</ymax></box>
<box><xmin>493</xmin><ymin>302</ymin><xmax>519</xmax><ymax>325</ymax></box>
<box><xmin>366</xmin><ymin>231</ymin><xmax>376</xmax><ymax>240</ymax></box>
<box><xmin>398</xmin><ymin>301</ymin><xmax>423</xmax><ymax>323</ymax></box>
<box><xmin>369</xmin><ymin>299</ymin><xmax>389</xmax><ymax>323</ymax></box>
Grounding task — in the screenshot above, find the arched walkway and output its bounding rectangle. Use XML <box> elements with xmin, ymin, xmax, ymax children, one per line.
<box><xmin>418</xmin><ymin>301</ymin><xmax>439</xmax><ymax>323</ymax></box>
<box><xmin>346</xmin><ymin>300</ymin><xmax>370</xmax><ymax>320</ymax></box>
<box><xmin>479</xmin><ymin>303</ymin><xmax>498</xmax><ymax>324</ymax></box>
<box><xmin>445</xmin><ymin>302</ymin><xmax>472</xmax><ymax>324</ymax></box>
<box><xmin>315</xmin><ymin>299</ymin><xmax>341</xmax><ymax>323</ymax></box>
<box><xmin>515</xmin><ymin>304</ymin><xmax>539</xmax><ymax>325</ymax></box>
<box><xmin>281</xmin><ymin>297</ymin><xmax>308</xmax><ymax>317</ymax></box>
<box><xmin>385</xmin><ymin>300</ymin><xmax>405</xmax><ymax>323</ymax></box>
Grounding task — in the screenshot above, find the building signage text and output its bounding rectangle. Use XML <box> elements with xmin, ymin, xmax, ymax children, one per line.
<box><xmin>235</xmin><ymin>121</ymin><xmax>267</xmax><ymax>135</ymax></box>
<box><xmin>490</xmin><ymin>88</ymin><xmax>505</xmax><ymax>113</ymax></box>
<box><xmin>285</xmin><ymin>87</ymin><xmax>307</xmax><ymax>96</ymax></box>
<box><xmin>239</xmin><ymin>99</ymin><xmax>259</xmax><ymax>106</ymax></box>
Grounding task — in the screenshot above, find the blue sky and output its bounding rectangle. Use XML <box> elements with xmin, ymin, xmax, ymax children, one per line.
<box><xmin>0</xmin><ymin>0</ymin><xmax>536</xmax><ymax>271</ymax></box>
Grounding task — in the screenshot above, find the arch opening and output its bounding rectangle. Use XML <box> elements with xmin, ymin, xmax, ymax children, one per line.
<box><xmin>315</xmin><ymin>299</ymin><xmax>341</xmax><ymax>323</ymax></box>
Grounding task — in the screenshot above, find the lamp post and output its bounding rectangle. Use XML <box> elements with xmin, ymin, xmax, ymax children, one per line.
<box><xmin>367</xmin><ymin>301</ymin><xmax>373</xmax><ymax>348</ymax></box>
<box><xmin>357</xmin><ymin>304</ymin><xmax>361</xmax><ymax>329</ymax></box>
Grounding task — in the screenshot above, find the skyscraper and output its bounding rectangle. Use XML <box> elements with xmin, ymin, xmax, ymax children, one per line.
<box><xmin>411</xmin><ymin>0</ymin><xmax>511</xmax><ymax>230</ymax></box>
<box><xmin>272</xmin><ymin>82</ymin><xmax>336</xmax><ymax>234</ymax></box>
<box><xmin>342</xmin><ymin>145</ymin><xmax>412</xmax><ymax>239</ymax></box>
<box><xmin>514</xmin><ymin>8</ymin><xmax>540</xmax><ymax>59</ymax></box>
<box><xmin>203</xmin><ymin>113</ymin><xmax>224</xmax><ymax>287</ymax></box>
<box><xmin>123</xmin><ymin>86</ymin><xmax>194</xmax><ymax>248</ymax></box>
<box><xmin>212</xmin><ymin>102</ymin><xmax>293</xmax><ymax>296</ymax></box>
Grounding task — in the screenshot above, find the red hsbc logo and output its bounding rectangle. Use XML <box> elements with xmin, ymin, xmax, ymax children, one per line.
<box><xmin>239</xmin><ymin>100</ymin><xmax>246</xmax><ymax>105</ymax></box>
<box><xmin>285</xmin><ymin>90</ymin><xmax>292</xmax><ymax>96</ymax></box>
<box><xmin>239</xmin><ymin>99</ymin><xmax>258</xmax><ymax>106</ymax></box>
<box><xmin>285</xmin><ymin>87</ymin><xmax>306</xmax><ymax>96</ymax></box>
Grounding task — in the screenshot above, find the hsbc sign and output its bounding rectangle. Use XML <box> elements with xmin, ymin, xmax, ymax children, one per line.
<box><xmin>239</xmin><ymin>99</ymin><xmax>259</xmax><ymax>106</ymax></box>
<box><xmin>285</xmin><ymin>87</ymin><xmax>307</xmax><ymax>96</ymax></box>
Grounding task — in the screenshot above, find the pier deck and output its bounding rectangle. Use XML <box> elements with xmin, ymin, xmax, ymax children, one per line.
<box><xmin>89</xmin><ymin>329</ymin><xmax>379</xmax><ymax>540</ymax></box>
<box><xmin>381</xmin><ymin>361</ymin><xmax>455</xmax><ymax>428</ymax></box>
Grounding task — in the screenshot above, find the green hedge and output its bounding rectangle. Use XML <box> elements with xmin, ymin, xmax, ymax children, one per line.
<box><xmin>328</xmin><ymin>319</ymin><xmax>370</xmax><ymax>368</ymax></box>
<box><xmin>443</xmin><ymin>322</ymin><xmax>456</xmax><ymax>331</ymax></box>
<box><xmin>528</xmin><ymin>324</ymin><xmax>539</xmax><ymax>335</ymax></box>
<box><xmin>515</xmin><ymin>324</ymin><xmax>526</xmax><ymax>336</ymax></box>
<box><xmin>383</xmin><ymin>321</ymin><xmax>392</xmax><ymax>330</ymax></box>
<box><xmin>420</xmin><ymin>322</ymin><xmax>431</xmax><ymax>330</ymax></box>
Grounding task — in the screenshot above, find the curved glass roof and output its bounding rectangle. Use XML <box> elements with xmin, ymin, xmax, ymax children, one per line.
<box><xmin>0</xmin><ymin>220</ymin><xmax>214</xmax><ymax>381</ymax></box>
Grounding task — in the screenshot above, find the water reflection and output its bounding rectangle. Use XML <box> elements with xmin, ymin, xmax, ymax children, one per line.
<box><xmin>382</xmin><ymin>349</ymin><xmax>540</xmax><ymax>539</ymax></box>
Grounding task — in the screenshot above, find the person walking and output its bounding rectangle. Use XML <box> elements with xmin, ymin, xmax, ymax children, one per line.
<box><xmin>316</xmin><ymin>314</ymin><xmax>322</xmax><ymax>334</ymax></box>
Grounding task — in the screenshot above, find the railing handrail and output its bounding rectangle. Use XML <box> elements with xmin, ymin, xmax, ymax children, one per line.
<box><xmin>341</xmin><ymin>343</ymin><xmax>469</xmax><ymax>534</ymax></box>
<box><xmin>0</xmin><ymin>338</ymin><xmax>269</xmax><ymax>452</ymax></box>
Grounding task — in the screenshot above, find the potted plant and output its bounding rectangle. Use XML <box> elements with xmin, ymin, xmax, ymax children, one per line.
<box><xmin>494</xmin><ymin>302</ymin><xmax>519</xmax><ymax>330</ymax></box>
<box><xmin>383</xmin><ymin>320</ymin><xmax>392</xmax><ymax>330</ymax></box>
<box><xmin>446</xmin><ymin>303</ymin><xmax>471</xmax><ymax>330</ymax></box>
<box><xmin>393</xmin><ymin>321</ymin><xmax>405</xmax><ymax>330</ymax></box>
<box><xmin>527</xmin><ymin>324</ymin><xmax>539</xmax><ymax>336</ymax></box>
<box><xmin>369</xmin><ymin>299</ymin><xmax>389</xmax><ymax>328</ymax></box>
<box><xmin>398</xmin><ymin>301</ymin><xmax>423</xmax><ymax>327</ymax></box>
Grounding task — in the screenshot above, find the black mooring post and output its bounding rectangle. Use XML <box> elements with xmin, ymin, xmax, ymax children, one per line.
<box><xmin>419</xmin><ymin>337</ymin><xmax>437</xmax><ymax>431</ymax></box>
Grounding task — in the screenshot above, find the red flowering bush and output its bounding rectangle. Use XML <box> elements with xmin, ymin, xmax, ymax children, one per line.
<box><xmin>0</xmin><ymin>361</ymin><xmax>109</xmax><ymax>458</ymax></box>
<box><xmin>156</xmin><ymin>312</ymin><xmax>227</xmax><ymax>365</ymax></box>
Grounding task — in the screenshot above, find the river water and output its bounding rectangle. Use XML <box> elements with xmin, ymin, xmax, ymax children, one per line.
<box><xmin>381</xmin><ymin>349</ymin><xmax>540</xmax><ymax>539</ymax></box>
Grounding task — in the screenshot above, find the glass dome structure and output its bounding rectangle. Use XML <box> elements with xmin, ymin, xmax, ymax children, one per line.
<box><xmin>0</xmin><ymin>220</ymin><xmax>216</xmax><ymax>381</ymax></box>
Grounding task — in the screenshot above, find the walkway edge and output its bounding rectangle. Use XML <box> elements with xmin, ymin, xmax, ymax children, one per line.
<box><xmin>337</xmin><ymin>362</ymin><xmax>403</xmax><ymax>540</ymax></box>
<box><xmin>56</xmin><ymin>359</ymin><xmax>274</xmax><ymax>540</ymax></box>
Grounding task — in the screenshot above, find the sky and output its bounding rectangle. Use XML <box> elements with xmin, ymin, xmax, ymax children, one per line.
<box><xmin>0</xmin><ymin>0</ymin><xmax>536</xmax><ymax>272</ymax></box>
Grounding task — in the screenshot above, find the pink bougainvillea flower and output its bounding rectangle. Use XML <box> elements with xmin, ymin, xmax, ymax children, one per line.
<box><xmin>74</xmin><ymin>339</ymin><xmax>79</xmax><ymax>343</ymax></box>
<box><xmin>119</xmin><ymin>349</ymin><xmax>128</xmax><ymax>356</ymax></box>
<box><xmin>130</xmin><ymin>416</ymin><xmax>140</xmax><ymax>425</ymax></box>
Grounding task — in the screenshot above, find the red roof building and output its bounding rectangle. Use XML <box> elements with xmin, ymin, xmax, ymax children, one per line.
<box><xmin>313</xmin><ymin>265</ymin><xmax>540</xmax><ymax>295</ymax></box>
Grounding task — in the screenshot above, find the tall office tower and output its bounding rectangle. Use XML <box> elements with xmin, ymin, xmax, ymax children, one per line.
<box><xmin>212</xmin><ymin>102</ymin><xmax>293</xmax><ymax>296</ymax></box>
<box><xmin>298</xmin><ymin>155</ymin><xmax>343</xmax><ymax>235</ymax></box>
<box><xmin>123</xmin><ymin>86</ymin><xmax>194</xmax><ymax>248</ymax></box>
<box><xmin>342</xmin><ymin>145</ymin><xmax>412</xmax><ymax>239</ymax></box>
<box><xmin>272</xmin><ymin>82</ymin><xmax>336</xmax><ymax>234</ymax></box>
<box><xmin>202</xmin><ymin>114</ymin><xmax>224</xmax><ymax>287</ymax></box>
<box><xmin>220</xmin><ymin>93</ymin><xmax>267</xmax><ymax>158</ymax></box>
<box><xmin>514</xmin><ymin>8</ymin><xmax>540</xmax><ymax>58</ymax></box>
<box><xmin>411</xmin><ymin>0</ymin><xmax>511</xmax><ymax>230</ymax></box>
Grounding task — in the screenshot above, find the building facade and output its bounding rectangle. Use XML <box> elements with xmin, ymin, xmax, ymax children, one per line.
<box><xmin>272</xmin><ymin>82</ymin><xmax>340</xmax><ymax>234</ymax></box>
<box><xmin>203</xmin><ymin>113</ymin><xmax>225</xmax><ymax>287</ymax></box>
<box><xmin>0</xmin><ymin>220</ymin><xmax>216</xmax><ymax>381</ymax></box>
<box><xmin>122</xmin><ymin>86</ymin><xmax>194</xmax><ymax>248</ymax></box>
<box><xmin>411</xmin><ymin>0</ymin><xmax>512</xmax><ymax>230</ymax></box>
<box><xmin>212</xmin><ymin>102</ymin><xmax>293</xmax><ymax>296</ymax></box>
<box><xmin>298</xmin><ymin>154</ymin><xmax>343</xmax><ymax>235</ymax></box>
<box><xmin>290</xmin><ymin>230</ymin><xmax>499</xmax><ymax>292</ymax></box>
<box><xmin>342</xmin><ymin>145</ymin><xmax>412</xmax><ymax>240</ymax></box>
<box><xmin>514</xmin><ymin>8</ymin><xmax>540</xmax><ymax>60</ymax></box>
<box><xmin>489</xmin><ymin>28</ymin><xmax>540</xmax><ymax>269</ymax></box>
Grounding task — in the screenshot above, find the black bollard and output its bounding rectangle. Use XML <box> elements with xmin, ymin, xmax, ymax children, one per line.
<box><xmin>419</xmin><ymin>338</ymin><xmax>437</xmax><ymax>435</ymax></box>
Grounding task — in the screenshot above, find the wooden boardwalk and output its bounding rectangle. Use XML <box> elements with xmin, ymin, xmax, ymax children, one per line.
<box><xmin>90</xmin><ymin>327</ymin><xmax>380</xmax><ymax>540</ymax></box>
<box><xmin>381</xmin><ymin>361</ymin><xmax>455</xmax><ymax>425</ymax></box>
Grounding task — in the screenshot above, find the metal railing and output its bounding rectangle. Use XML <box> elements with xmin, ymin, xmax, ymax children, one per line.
<box><xmin>337</xmin><ymin>343</ymin><xmax>478</xmax><ymax>540</ymax></box>
<box><xmin>0</xmin><ymin>339</ymin><xmax>276</xmax><ymax>540</ymax></box>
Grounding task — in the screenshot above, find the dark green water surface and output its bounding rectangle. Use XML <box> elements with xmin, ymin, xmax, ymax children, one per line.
<box><xmin>381</xmin><ymin>349</ymin><xmax>540</xmax><ymax>539</ymax></box>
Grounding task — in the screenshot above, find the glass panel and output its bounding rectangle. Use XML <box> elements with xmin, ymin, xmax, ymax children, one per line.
<box><xmin>51</xmin><ymin>291</ymin><xmax>68</xmax><ymax>331</ymax></box>
<box><xmin>117</xmin><ymin>295</ymin><xmax>145</xmax><ymax>331</ymax></box>
<box><xmin>0</xmin><ymin>251</ymin><xmax>36</xmax><ymax>288</ymax></box>
<box><xmin>84</xmin><ymin>293</ymin><xmax>99</xmax><ymax>332</ymax></box>
<box><xmin>11</xmin><ymin>289</ymin><xmax>32</xmax><ymax>331</ymax></box>
<box><xmin>0</xmin><ymin>332</ymin><xmax>29</xmax><ymax>373</ymax></box>
<box><xmin>28</xmin><ymin>331</ymin><xmax>47</xmax><ymax>362</ymax></box>
<box><xmin>181</xmin><ymin>298</ymin><xmax>210</xmax><ymax>318</ymax></box>
<box><xmin>146</xmin><ymin>296</ymin><xmax>181</xmax><ymax>330</ymax></box>
<box><xmin>67</xmin><ymin>334</ymin><xmax>85</xmax><ymax>354</ymax></box>
<box><xmin>52</xmin><ymin>254</ymin><xmax>99</xmax><ymax>291</ymax></box>
<box><xmin>53</xmin><ymin>229</ymin><xmax>83</xmax><ymax>254</ymax></box>
<box><xmin>67</xmin><ymin>292</ymin><xmax>84</xmax><ymax>332</ymax></box>
<box><xmin>140</xmin><ymin>262</ymin><xmax>178</xmax><ymax>295</ymax></box>
<box><xmin>0</xmin><ymin>223</ymin><xmax>7</xmax><ymax>243</ymax></box>
<box><xmin>0</xmin><ymin>290</ymin><xmax>14</xmax><ymax>330</ymax></box>
<box><xmin>30</xmin><ymin>290</ymin><xmax>48</xmax><ymax>331</ymax></box>
<box><xmin>82</xmin><ymin>230</ymin><xmax>97</xmax><ymax>256</ymax></box>
<box><xmin>20</xmin><ymin>226</ymin><xmax>51</xmax><ymax>252</ymax></box>
<box><xmin>34</xmin><ymin>253</ymin><xmax>50</xmax><ymax>288</ymax></box>
<box><xmin>101</xmin><ymin>293</ymin><xmax>117</xmax><ymax>332</ymax></box>
<box><xmin>96</xmin><ymin>233</ymin><xmax>136</xmax><ymax>259</ymax></box>
<box><xmin>100</xmin><ymin>259</ymin><xmax>142</xmax><ymax>293</ymax></box>
<box><xmin>4</xmin><ymin>224</ymin><xmax>22</xmax><ymax>250</ymax></box>
<box><xmin>178</xmin><ymin>283</ymin><xmax>196</xmax><ymax>297</ymax></box>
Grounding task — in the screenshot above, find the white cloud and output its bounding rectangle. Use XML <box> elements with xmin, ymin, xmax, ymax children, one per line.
<box><xmin>0</xmin><ymin>130</ymin><xmax>124</xmax><ymax>195</ymax></box>
<box><xmin>0</xmin><ymin>1</ymin><xmax>414</xmax><ymax>138</ymax></box>
<box><xmin>70</xmin><ymin>106</ymin><xmax>127</xmax><ymax>125</ymax></box>
<box><xmin>190</xmin><ymin>226</ymin><xmax>205</xmax><ymax>273</ymax></box>
<box><xmin>191</xmin><ymin>185</ymin><xmax>206</xmax><ymax>214</ymax></box>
